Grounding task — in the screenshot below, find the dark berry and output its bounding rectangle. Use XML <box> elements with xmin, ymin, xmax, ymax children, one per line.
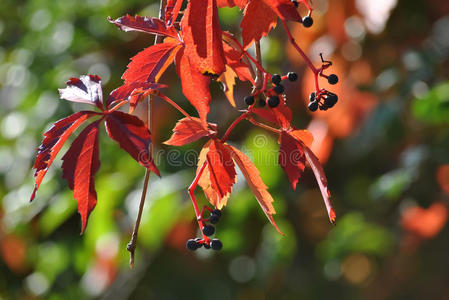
<box><xmin>268</xmin><ymin>95</ymin><xmax>280</xmax><ymax>108</ymax></box>
<box><xmin>202</xmin><ymin>225</ymin><xmax>215</xmax><ymax>236</ymax></box>
<box><xmin>327</xmin><ymin>74</ymin><xmax>338</xmax><ymax>85</ymax></box>
<box><xmin>186</xmin><ymin>239</ymin><xmax>198</xmax><ymax>251</ymax></box>
<box><xmin>271</xmin><ymin>74</ymin><xmax>281</xmax><ymax>85</ymax></box>
<box><xmin>203</xmin><ymin>243</ymin><xmax>211</xmax><ymax>249</ymax></box>
<box><xmin>210</xmin><ymin>239</ymin><xmax>223</xmax><ymax>250</ymax></box>
<box><xmin>325</xmin><ymin>94</ymin><xmax>338</xmax><ymax>108</ymax></box>
<box><xmin>302</xmin><ymin>16</ymin><xmax>313</xmax><ymax>28</ymax></box>
<box><xmin>258</xmin><ymin>98</ymin><xmax>266</xmax><ymax>107</ymax></box>
<box><xmin>287</xmin><ymin>72</ymin><xmax>298</xmax><ymax>82</ymax></box>
<box><xmin>319</xmin><ymin>104</ymin><xmax>328</xmax><ymax>111</ymax></box>
<box><xmin>308</xmin><ymin>101</ymin><xmax>318</xmax><ymax>112</ymax></box>
<box><xmin>194</xmin><ymin>238</ymin><xmax>203</xmax><ymax>248</ymax></box>
<box><xmin>273</xmin><ymin>84</ymin><xmax>284</xmax><ymax>94</ymax></box>
<box><xmin>209</xmin><ymin>214</ymin><xmax>220</xmax><ymax>224</ymax></box>
<box><xmin>291</xmin><ymin>0</ymin><xmax>299</xmax><ymax>7</ymax></box>
<box><xmin>211</xmin><ymin>209</ymin><xmax>222</xmax><ymax>217</ymax></box>
<box><xmin>309</xmin><ymin>92</ymin><xmax>316</xmax><ymax>102</ymax></box>
<box><xmin>244</xmin><ymin>95</ymin><xmax>255</xmax><ymax>105</ymax></box>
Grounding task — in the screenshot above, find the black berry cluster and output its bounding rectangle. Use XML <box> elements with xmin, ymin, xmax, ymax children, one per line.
<box><xmin>308</xmin><ymin>91</ymin><xmax>338</xmax><ymax>112</ymax></box>
<box><xmin>186</xmin><ymin>208</ymin><xmax>223</xmax><ymax>251</ymax></box>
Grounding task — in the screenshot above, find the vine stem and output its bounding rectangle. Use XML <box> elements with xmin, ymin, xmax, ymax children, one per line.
<box><xmin>221</xmin><ymin>110</ymin><xmax>251</xmax><ymax>142</ymax></box>
<box><xmin>127</xmin><ymin>0</ymin><xmax>167</xmax><ymax>269</ymax></box>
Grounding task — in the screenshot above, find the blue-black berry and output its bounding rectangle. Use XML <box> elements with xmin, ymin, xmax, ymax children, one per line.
<box><xmin>271</xmin><ymin>74</ymin><xmax>281</xmax><ymax>85</ymax></box>
<box><xmin>209</xmin><ymin>213</ymin><xmax>220</xmax><ymax>224</ymax></box>
<box><xmin>210</xmin><ymin>239</ymin><xmax>223</xmax><ymax>250</ymax></box>
<box><xmin>327</xmin><ymin>74</ymin><xmax>338</xmax><ymax>85</ymax></box>
<box><xmin>325</xmin><ymin>93</ymin><xmax>338</xmax><ymax>108</ymax></box>
<box><xmin>287</xmin><ymin>72</ymin><xmax>298</xmax><ymax>82</ymax></box>
<box><xmin>268</xmin><ymin>95</ymin><xmax>280</xmax><ymax>108</ymax></box>
<box><xmin>291</xmin><ymin>0</ymin><xmax>299</xmax><ymax>8</ymax></box>
<box><xmin>273</xmin><ymin>84</ymin><xmax>284</xmax><ymax>94</ymax></box>
<box><xmin>244</xmin><ymin>95</ymin><xmax>255</xmax><ymax>105</ymax></box>
<box><xmin>309</xmin><ymin>92</ymin><xmax>316</xmax><ymax>102</ymax></box>
<box><xmin>203</xmin><ymin>243</ymin><xmax>211</xmax><ymax>249</ymax></box>
<box><xmin>302</xmin><ymin>16</ymin><xmax>313</xmax><ymax>28</ymax></box>
<box><xmin>186</xmin><ymin>239</ymin><xmax>198</xmax><ymax>251</ymax></box>
<box><xmin>308</xmin><ymin>101</ymin><xmax>318</xmax><ymax>112</ymax></box>
<box><xmin>202</xmin><ymin>225</ymin><xmax>215</xmax><ymax>236</ymax></box>
<box><xmin>212</xmin><ymin>209</ymin><xmax>222</xmax><ymax>217</ymax></box>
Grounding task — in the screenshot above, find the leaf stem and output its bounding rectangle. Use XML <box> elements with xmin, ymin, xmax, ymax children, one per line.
<box><xmin>221</xmin><ymin>110</ymin><xmax>251</xmax><ymax>142</ymax></box>
<box><xmin>156</xmin><ymin>92</ymin><xmax>191</xmax><ymax>118</ymax></box>
<box><xmin>246</xmin><ymin>116</ymin><xmax>281</xmax><ymax>134</ymax></box>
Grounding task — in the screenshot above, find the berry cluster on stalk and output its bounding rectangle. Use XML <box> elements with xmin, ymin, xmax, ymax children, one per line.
<box><xmin>308</xmin><ymin>53</ymin><xmax>339</xmax><ymax>112</ymax></box>
<box><xmin>186</xmin><ymin>208</ymin><xmax>223</xmax><ymax>251</ymax></box>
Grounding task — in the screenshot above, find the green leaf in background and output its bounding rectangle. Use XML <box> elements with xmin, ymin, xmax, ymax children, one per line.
<box><xmin>412</xmin><ymin>81</ymin><xmax>449</xmax><ymax>124</ymax></box>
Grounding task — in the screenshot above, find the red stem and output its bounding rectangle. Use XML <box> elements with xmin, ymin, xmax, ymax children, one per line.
<box><xmin>221</xmin><ymin>110</ymin><xmax>251</xmax><ymax>142</ymax></box>
<box><xmin>188</xmin><ymin>161</ymin><xmax>210</xmax><ymax>241</ymax></box>
<box><xmin>156</xmin><ymin>92</ymin><xmax>191</xmax><ymax>118</ymax></box>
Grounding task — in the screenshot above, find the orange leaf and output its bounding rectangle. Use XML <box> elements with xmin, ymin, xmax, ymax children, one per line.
<box><xmin>279</xmin><ymin>130</ymin><xmax>306</xmax><ymax>190</ymax></box>
<box><xmin>164</xmin><ymin>117</ymin><xmax>210</xmax><ymax>146</ymax></box>
<box><xmin>217</xmin><ymin>65</ymin><xmax>237</xmax><ymax>107</ymax></box>
<box><xmin>241</xmin><ymin>0</ymin><xmax>277</xmax><ymax>49</ymax></box>
<box><xmin>227</xmin><ymin>145</ymin><xmax>284</xmax><ymax>235</ymax></box>
<box><xmin>222</xmin><ymin>41</ymin><xmax>255</xmax><ymax>84</ymax></box>
<box><xmin>288</xmin><ymin>129</ymin><xmax>314</xmax><ymax>148</ymax></box>
<box><xmin>181</xmin><ymin>0</ymin><xmax>226</xmax><ymax>75</ymax></box>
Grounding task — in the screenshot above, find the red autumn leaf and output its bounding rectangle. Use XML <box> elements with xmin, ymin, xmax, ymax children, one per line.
<box><xmin>240</xmin><ymin>0</ymin><xmax>300</xmax><ymax>49</ymax></box>
<box><xmin>279</xmin><ymin>130</ymin><xmax>306</xmax><ymax>190</ymax></box>
<box><xmin>107</xmin><ymin>82</ymin><xmax>166</xmax><ymax>108</ymax></box>
<box><xmin>165</xmin><ymin>0</ymin><xmax>183</xmax><ymax>26</ymax></box>
<box><xmin>222</xmin><ymin>41</ymin><xmax>255</xmax><ymax>84</ymax></box>
<box><xmin>61</xmin><ymin>120</ymin><xmax>101</xmax><ymax>233</ymax></box>
<box><xmin>227</xmin><ymin>145</ymin><xmax>284</xmax><ymax>234</ymax></box>
<box><xmin>122</xmin><ymin>42</ymin><xmax>181</xmax><ymax>85</ymax></box>
<box><xmin>241</xmin><ymin>0</ymin><xmax>277</xmax><ymax>49</ymax></box>
<box><xmin>302</xmin><ymin>143</ymin><xmax>336</xmax><ymax>224</ymax></box>
<box><xmin>181</xmin><ymin>0</ymin><xmax>226</xmax><ymax>75</ymax></box>
<box><xmin>59</xmin><ymin>75</ymin><xmax>103</xmax><ymax>109</ymax></box>
<box><xmin>175</xmin><ymin>48</ymin><xmax>211</xmax><ymax>123</ymax></box>
<box><xmin>104</xmin><ymin>111</ymin><xmax>160</xmax><ymax>176</ymax></box>
<box><xmin>198</xmin><ymin>140</ymin><xmax>236</xmax><ymax>208</ymax></box>
<box><xmin>108</xmin><ymin>14</ymin><xmax>178</xmax><ymax>39</ymax></box>
<box><xmin>217</xmin><ymin>0</ymin><xmax>248</xmax><ymax>8</ymax></box>
<box><xmin>164</xmin><ymin>117</ymin><xmax>211</xmax><ymax>146</ymax></box>
<box><xmin>288</xmin><ymin>129</ymin><xmax>314</xmax><ymax>148</ymax></box>
<box><xmin>252</xmin><ymin>104</ymin><xmax>292</xmax><ymax>129</ymax></box>
<box><xmin>30</xmin><ymin>111</ymin><xmax>98</xmax><ymax>201</ymax></box>
<box><xmin>217</xmin><ymin>66</ymin><xmax>238</xmax><ymax>107</ymax></box>
<box><xmin>197</xmin><ymin>141</ymin><xmax>232</xmax><ymax>208</ymax></box>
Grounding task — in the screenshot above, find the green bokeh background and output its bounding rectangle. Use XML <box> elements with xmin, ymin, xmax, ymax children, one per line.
<box><xmin>1</xmin><ymin>0</ymin><xmax>449</xmax><ymax>299</ymax></box>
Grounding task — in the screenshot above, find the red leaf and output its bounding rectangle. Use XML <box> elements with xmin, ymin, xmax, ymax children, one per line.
<box><xmin>252</xmin><ymin>104</ymin><xmax>292</xmax><ymax>129</ymax></box>
<box><xmin>217</xmin><ymin>65</ymin><xmax>238</xmax><ymax>107</ymax></box>
<box><xmin>240</xmin><ymin>0</ymin><xmax>300</xmax><ymax>49</ymax></box>
<box><xmin>181</xmin><ymin>0</ymin><xmax>226</xmax><ymax>75</ymax></box>
<box><xmin>31</xmin><ymin>111</ymin><xmax>97</xmax><ymax>201</ymax></box>
<box><xmin>227</xmin><ymin>145</ymin><xmax>284</xmax><ymax>234</ymax></box>
<box><xmin>61</xmin><ymin>121</ymin><xmax>101</xmax><ymax>233</ymax></box>
<box><xmin>165</xmin><ymin>0</ymin><xmax>183</xmax><ymax>26</ymax></box>
<box><xmin>104</xmin><ymin>111</ymin><xmax>160</xmax><ymax>176</ymax></box>
<box><xmin>198</xmin><ymin>140</ymin><xmax>236</xmax><ymax>208</ymax></box>
<box><xmin>217</xmin><ymin>0</ymin><xmax>248</xmax><ymax>8</ymax></box>
<box><xmin>302</xmin><ymin>143</ymin><xmax>336</xmax><ymax>224</ymax></box>
<box><xmin>279</xmin><ymin>131</ymin><xmax>306</xmax><ymax>190</ymax></box>
<box><xmin>164</xmin><ymin>117</ymin><xmax>211</xmax><ymax>146</ymax></box>
<box><xmin>108</xmin><ymin>15</ymin><xmax>179</xmax><ymax>39</ymax></box>
<box><xmin>222</xmin><ymin>41</ymin><xmax>255</xmax><ymax>84</ymax></box>
<box><xmin>175</xmin><ymin>48</ymin><xmax>211</xmax><ymax>123</ymax></box>
<box><xmin>122</xmin><ymin>42</ymin><xmax>181</xmax><ymax>85</ymax></box>
<box><xmin>241</xmin><ymin>0</ymin><xmax>277</xmax><ymax>49</ymax></box>
<box><xmin>59</xmin><ymin>75</ymin><xmax>103</xmax><ymax>109</ymax></box>
<box><xmin>288</xmin><ymin>129</ymin><xmax>313</xmax><ymax>148</ymax></box>
<box><xmin>107</xmin><ymin>82</ymin><xmax>166</xmax><ymax>108</ymax></box>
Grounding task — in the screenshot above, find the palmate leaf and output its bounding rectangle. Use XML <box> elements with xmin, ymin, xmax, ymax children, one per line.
<box><xmin>31</xmin><ymin>75</ymin><xmax>160</xmax><ymax>233</ymax></box>
<box><xmin>165</xmin><ymin>0</ymin><xmax>183</xmax><ymax>26</ymax></box>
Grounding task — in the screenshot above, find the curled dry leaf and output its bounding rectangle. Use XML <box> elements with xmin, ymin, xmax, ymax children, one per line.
<box><xmin>59</xmin><ymin>75</ymin><xmax>103</xmax><ymax>109</ymax></box>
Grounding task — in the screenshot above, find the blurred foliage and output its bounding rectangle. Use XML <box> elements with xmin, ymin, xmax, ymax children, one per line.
<box><xmin>0</xmin><ymin>0</ymin><xmax>449</xmax><ymax>299</ymax></box>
